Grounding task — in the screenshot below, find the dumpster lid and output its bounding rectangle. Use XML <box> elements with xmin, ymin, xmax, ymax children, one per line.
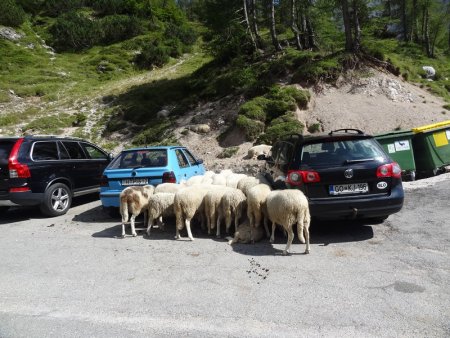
<box><xmin>375</xmin><ymin>130</ymin><xmax>414</xmax><ymax>139</ymax></box>
<box><xmin>412</xmin><ymin>120</ymin><xmax>450</xmax><ymax>133</ymax></box>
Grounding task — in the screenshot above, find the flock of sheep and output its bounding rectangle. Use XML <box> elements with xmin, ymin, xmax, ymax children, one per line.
<box><xmin>119</xmin><ymin>169</ymin><xmax>311</xmax><ymax>255</ymax></box>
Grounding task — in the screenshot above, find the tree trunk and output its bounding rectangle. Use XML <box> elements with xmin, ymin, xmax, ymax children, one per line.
<box><xmin>290</xmin><ymin>0</ymin><xmax>303</xmax><ymax>49</ymax></box>
<box><xmin>300</xmin><ymin>12</ymin><xmax>307</xmax><ymax>48</ymax></box>
<box><xmin>411</xmin><ymin>0</ymin><xmax>419</xmax><ymax>42</ymax></box>
<box><xmin>401</xmin><ymin>0</ymin><xmax>408</xmax><ymax>41</ymax></box>
<box><xmin>424</xmin><ymin>8</ymin><xmax>432</xmax><ymax>57</ymax></box>
<box><xmin>341</xmin><ymin>0</ymin><xmax>354</xmax><ymax>52</ymax></box>
<box><xmin>269</xmin><ymin>0</ymin><xmax>282</xmax><ymax>51</ymax></box>
<box><xmin>251</xmin><ymin>0</ymin><xmax>262</xmax><ymax>48</ymax></box>
<box><xmin>243</xmin><ymin>0</ymin><xmax>258</xmax><ymax>52</ymax></box>
<box><xmin>306</xmin><ymin>15</ymin><xmax>317</xmax><ymax>49</ymax></box>
<box><xmin>352</xmin><ymin>0</ymin><xmax>361</xmax><ymax>52</ymax></box>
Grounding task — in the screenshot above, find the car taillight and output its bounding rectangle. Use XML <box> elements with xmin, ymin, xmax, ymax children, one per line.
<box><xmin>8</xmin><ymin>138</ymin><xmax>31</xmax><ymax>179</ymax></box>
<box><xmin>162</xmin><ymin>171</ymin><xmax>176</xmax><ymax>183</ymax></box>
<box><xmin>9</xmin><ymin>187</ymin><xmax>31</xmax><ymax>193</ymax></box>
<box><xmin>377</xmin><ymin>162</ymin><xmax>402</xmax><ymax>178</ymax></box>
<box><xmin>100</xmin><ymin>175</ymin><xmax>108</xmax><ymax>187</ymax></box>
<box><xmin>287</xmin><ymin>170</ymin><xmax>320</xmax><ymax>185</ymax></box>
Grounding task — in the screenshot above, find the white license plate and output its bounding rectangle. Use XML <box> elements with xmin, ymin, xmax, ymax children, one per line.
<box><xmin>122</xmin><ymin>178</ymin><xmax>148</xmax><ymax>186</ymax></box>
<box><xmin>329</xmin><ymin>183</ymin><xmax>369</xmax><ymax>195</ymax></box>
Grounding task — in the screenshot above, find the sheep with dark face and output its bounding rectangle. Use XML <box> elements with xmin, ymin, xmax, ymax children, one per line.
<box><xmin>120</xmin><ymin>185</ymin><xmax>154</xmax><ymax>237</ymax></box>
<box><xmin>266</xmin><ymin>189</ymin><xmax>311</xmax><ymax>255</ymax></box>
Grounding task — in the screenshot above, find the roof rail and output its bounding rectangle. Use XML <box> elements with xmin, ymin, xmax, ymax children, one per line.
<box><xmin>24</xmin><ymin>135</ymin><xmax>84</xmax><ymax>140</ymax></box>
<box><xmin>328</xmin><ymin>129</ymin><xmax>364</xmax><ymax>136</ymax></box>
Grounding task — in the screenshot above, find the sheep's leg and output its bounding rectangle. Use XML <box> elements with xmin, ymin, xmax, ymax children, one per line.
<box><xmin>224</xmin><ymin>209</ymin><xmax>231</xmax><ymax>234</ymax></box>
<box><xmin>157</xmin><ymin>216</ymin><xmax>165</xmax><ymax>231</ymax></box>
<box><xmin>186</xmin><ymin>218</ymin><xmax>195</xmax><ymax>241</ymax></box>
<box><xmin>283</xmin><ymin>225</ymin><xmax>294</xmax><ymax>256</ymax></box>
<box><xmin>175</xmin><ymin>213</ymin><xmax>183</xmax><ymax>239</ymax></box>
<box><xmin>297</xmin><ymin>219</ymin><xmax>305</xmax><ymax>244</ymax></box>
<box><xmin>130</xmin><ymin>215</ymin><xmax>137</xmax><ymax>237</ymax></box>
<box><xmin>304</xmin><ymin>213</ymin><xmax>311</xmax><ymax>254</ymax></box>
<box><xmin>143</xmin><ymin>210</ymin><xmax>147</xmax><ymax>231</ymax></box>
<box><xmin>263</xmin><ymin>215</ymin><xmax>270</xmax><ymax>238</ymax></box>
<box><xmin>121</xmin><ymin>222</ymin><xmax>126</xmax><ymax>238</ymax></box>
<box><xmin>216</xmin><ymin>215</ymin><xmax>221</xmax><ymax>238</ymax></box>
<box><xmin>270</xmin><ymin>221</ymin><xmax>276</xmax><ymax>243</ymax></box>
<box><xmin>146</xmin><ymin>217</ymin><xmax>154</xmax><ymax>237</ymax></box>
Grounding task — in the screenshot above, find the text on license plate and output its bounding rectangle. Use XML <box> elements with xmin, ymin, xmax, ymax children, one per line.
<box><xmin>329</xmin><ymin>183</ymin><xmax>369</xmax><ymax>195</ymax></box>
<box><xmin>122</xmin><ymin>178</ymin><xmax>148</xmax><ymax>186</ymax></box>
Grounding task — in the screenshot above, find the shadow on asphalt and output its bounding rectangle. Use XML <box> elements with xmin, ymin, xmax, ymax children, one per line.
<box><xmin>0</xmin><ymin>194</ymin><xmax>101</xmax><ymax>225</ymax></box>
<box><xmin>91</xmin><ymin>216</ymin><xmax>376</xmax><ymax>257</ymax></box>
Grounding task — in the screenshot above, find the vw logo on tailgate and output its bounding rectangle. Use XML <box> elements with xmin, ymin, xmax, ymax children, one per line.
<box><xmin>344</xmin><ymin>169</ymin><xmax>353</xmax><ymax>179</ymax></box>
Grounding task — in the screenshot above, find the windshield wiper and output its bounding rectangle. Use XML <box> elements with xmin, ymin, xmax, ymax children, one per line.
<box><xmin>344</xmin><ymin>158</ymin><xmax>375</xmax><ymax>164</ymax></box>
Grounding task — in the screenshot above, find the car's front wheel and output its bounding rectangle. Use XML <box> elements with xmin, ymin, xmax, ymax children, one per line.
<box><xmin>40</xmin><ymin>183</ymin><xmax>72</xmax><ymax>217</ymax></box>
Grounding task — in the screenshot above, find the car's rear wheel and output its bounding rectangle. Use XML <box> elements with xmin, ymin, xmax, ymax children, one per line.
<box><xmin>40</xmin><ymin>183</ymin><xmax>72</xmax><ymax>217</ymax></box>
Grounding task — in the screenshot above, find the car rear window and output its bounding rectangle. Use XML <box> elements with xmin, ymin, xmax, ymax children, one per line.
<box><xmin>32</xmin><ymin>141</ymin><xmax>59</xmax><ymax>161</ymax></box>
<box><xmin>108</xmin><ymin>149</ymin><xmax>168</xmax><ymax>169</ymax></box>
<box><xmin>301</xmin><ymin>139</ymin><xmax>387</xmax><ymax>167</ymax></box>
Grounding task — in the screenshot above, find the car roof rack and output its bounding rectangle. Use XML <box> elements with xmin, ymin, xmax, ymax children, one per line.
<box><xmin>24</xmin><ymin>135</ymin><xmax>84</xmax><ymax>140</ymax></box>
<box><xmin>328</xmin><ymin>128</ymin><xmax>364</xmax><ymax>135</ymax></box>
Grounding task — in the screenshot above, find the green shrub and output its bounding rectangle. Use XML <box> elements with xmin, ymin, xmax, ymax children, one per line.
<box><xmin>23</xmin><ymin>113</ymin><xmax>76</xmax><ymax>134</ymax></box>
<box><xmin>238</xmin><ymin>97</ymin><xmax>269</xmax><ymax>122</ymax></box>
<box><xmin>0</xmin><ymin>0</ymin><xmax>26</xmax><ymax>27</ymax></box>
<box><xmin>217</xmin><ymin>146</ymin><xmax>239</xmax><ymax>159</ymax></box>
<box><xmin>443</xmin><ymin>104</ymin><xmax>450</xmax><ymax>111</ymax></box>
<box><xmin>50</xmin><ymin>11</ymin><xmax>99</xmax><ymax>51</ymax></box>
<box><xmin>98</xmin><ymin>15</ymin><xmax>142</xmax><ymax>45</ymax></box>
<box><xmin>0</xmin><ymin>91</ymin><xmax>10</xmax><ymax>103</ymax></box>
<box><xmin>307</xmin><ymin>123</ymin><xmax>322</xmax><ymax>133</ymax></box>
<box><xmin>134</xmin><ymin>42</ymin><xmax>170</xmax><ymax>69</ymax></box>
<box><xmin>132</xmin><ymin>120</ymin><xmax>174</xmax><ymax>145</ymax></box>
<box><xmin>257</xmin><ymin>114</ymin><xmax>304</xmax><ymax>144</ymax></box>
<box><xmin>72</xmin><ymin>113</ymin><xmax>87</xmax><ymax>126</ymax></box>
<box><xmin>235</xmin><ymin>115</ymin><xmax>265</xmax><ymax>141</ymax></box>
<box><xmin>44</xmin><ymin>0</ymin><xmax>84</xmax><ymax>17</ymax></box>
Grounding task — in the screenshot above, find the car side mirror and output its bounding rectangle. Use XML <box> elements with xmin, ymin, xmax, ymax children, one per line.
<box><xmin>107</xmin><ymin>153</ymin><xmax>114</xmax><ymax>161</ymax></box>
<box><xmin>196</xmin><ymin>159</ymin><xmax>204</xmax><ymax>165</ymax></box>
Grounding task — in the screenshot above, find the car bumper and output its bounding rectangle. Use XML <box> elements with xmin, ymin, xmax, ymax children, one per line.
<box><xmin>100</xmin><ymin>191</ymin><xmax>121</xmax><ymax>208</ymax></box>
<box><xmin>0</xmin><ymin>191</ymin><xmax>44</xmax><ymax>207</ymax></box>
<box><xmin>308</xmin><ymin>184</ymin><xmax>404</xmax><ymax>220</ymax></box>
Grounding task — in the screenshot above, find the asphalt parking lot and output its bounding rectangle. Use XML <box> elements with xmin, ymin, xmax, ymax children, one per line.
<box><xmin>0</xmin><ymin>174</ymin><xmax>449</xmax><ymax>337</ymax></box>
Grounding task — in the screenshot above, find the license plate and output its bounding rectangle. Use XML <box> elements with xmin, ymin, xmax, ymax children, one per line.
<box><xmin>122</xmin><ymin>178</ymin><xmax>148</xmax><ymax>186</ymax></box>
<box><xmin>329</xmin><ymin>183</ymin><xmax>369</xmax><ymax>195</ymax></box>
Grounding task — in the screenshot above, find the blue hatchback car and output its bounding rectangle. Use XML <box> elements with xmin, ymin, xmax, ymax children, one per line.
<box><xmin>100</xmin><ymin>146</ymin><xmax>205</xmax><ymax>208</ymax></box>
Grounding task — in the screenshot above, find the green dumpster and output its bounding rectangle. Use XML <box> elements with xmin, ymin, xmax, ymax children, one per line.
<box><xmin>375</xmin><ymin>130</ymin><xmax>416</xmax><ymax>181</ymax></box>
<box><xmin>411</xmin><ymin>120</ymin><xmax>450</xmax><ymax>177</ymax></box>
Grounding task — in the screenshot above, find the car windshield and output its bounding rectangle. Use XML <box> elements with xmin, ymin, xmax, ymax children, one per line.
<box><xmin>108</xmin><ymin>149</ymin><xmax>168</xmax><ymax>169</ymax></box>
<box><xmin>301</xmin><ymin>139</ymin><xmax>386</xmax><ymax>167</ymax></box>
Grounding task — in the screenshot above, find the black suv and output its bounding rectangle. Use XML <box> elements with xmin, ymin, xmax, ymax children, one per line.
<box><xmin>259</xmin><ymin>129</ymin><xmax>404</xmax><ymax>221</ymax></box>
<box><xmin>0</xmin><ymin>136</ymin><xmax>111</xmax><ymax>217</ymax></box>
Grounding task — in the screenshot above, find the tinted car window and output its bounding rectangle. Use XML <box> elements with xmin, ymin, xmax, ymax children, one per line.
<box><xmin>301</xmin><ymin>139</ymin><xmax>386</xmax><ymax>167</ymax></box>
<box><xmin>183</xmin><ymin>149</ymin><xmax>197</xmax><ymax>165</ymax></box>
<box><xmin>175</xmin><ymin>149</ymin><xmax>189</xmax><ymax>168</ymax></box>
<box><xmin>62</xmin><ymin>142</ymin><xmax>86</xmax><ymax>159</ymax></box>
<box><xmin>32</xmin><ymin>141</ymin><xmax>59</xmax><ymax>161</ymax></box>
<box><xmin>82</xmin><ymin>143</ymin><xmax>108</xmax><ymax>159</ymax></box>
<box><xmin>108</xmin><ymin>149</ymin><xmax>167</xmax><ymax>169</ymax></box>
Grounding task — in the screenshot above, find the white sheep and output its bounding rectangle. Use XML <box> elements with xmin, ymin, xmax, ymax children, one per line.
<box><xmin>120</xmin><ymin>185</ymin><xmax>154</xmax><ymax>237</ymax></box>
<box><xmin>246</xmin><ymin>184</ymin><xmax>272</xmax><ymax>241</ymax></box>
<box><xmin>218</xmin><ymin>188</ymin><xmax>247</xmax><ymax>235</ymax></box>
<box><xmin>237</xmin><ymin>174</ymin><xmax>270</xmax><ymax>196</ymax></box>
<box><xmin>146</xmin><ymin>192</ymin><xmax>175</xmax><ymax>236</ymax></box>
<box><xmin>211</xmin><ymin>173</ymin><xmax>228</xmax><ymax>186</ymax></box>
<box><xmin>154</xmin><ymin>182</ymin><xmax>186</xmax><ymax>194</ymax></box>
<box><xmin>228</xmin><ymin>220</ymin><xmax>265</xmax><ymax>245</ymax></box>
<box><xmin>226</xmin><ymin>173</ymin><xmax>248</xmax><ymax>188</ymax></box>
<box><xmin>174</xmin><ymin>184</ymin><xmax>212</xmax><ymax>241</ymax></box>
<box><xmin>186</xmin><ymin>175</ymin><xmax>205</xmax><ymax>186</ymax></box>
<box><xmin>266</xmin><ymin>189</ymin><xmax>311</xmax><ymax>255</ymax></box>
<box><xmin>190</xmin><ymin>124</ymin><xmax>210</xmax><ymax>134</ymax></box>
<box><xmin>204</xmin><ymin>186</ymin><xmax>236</xmax><ymax>236</ymax></box>
<box><xmin>247</xmin><ymin>144</ymin><xmax>272</xmax><ymax>159</ymax></box>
